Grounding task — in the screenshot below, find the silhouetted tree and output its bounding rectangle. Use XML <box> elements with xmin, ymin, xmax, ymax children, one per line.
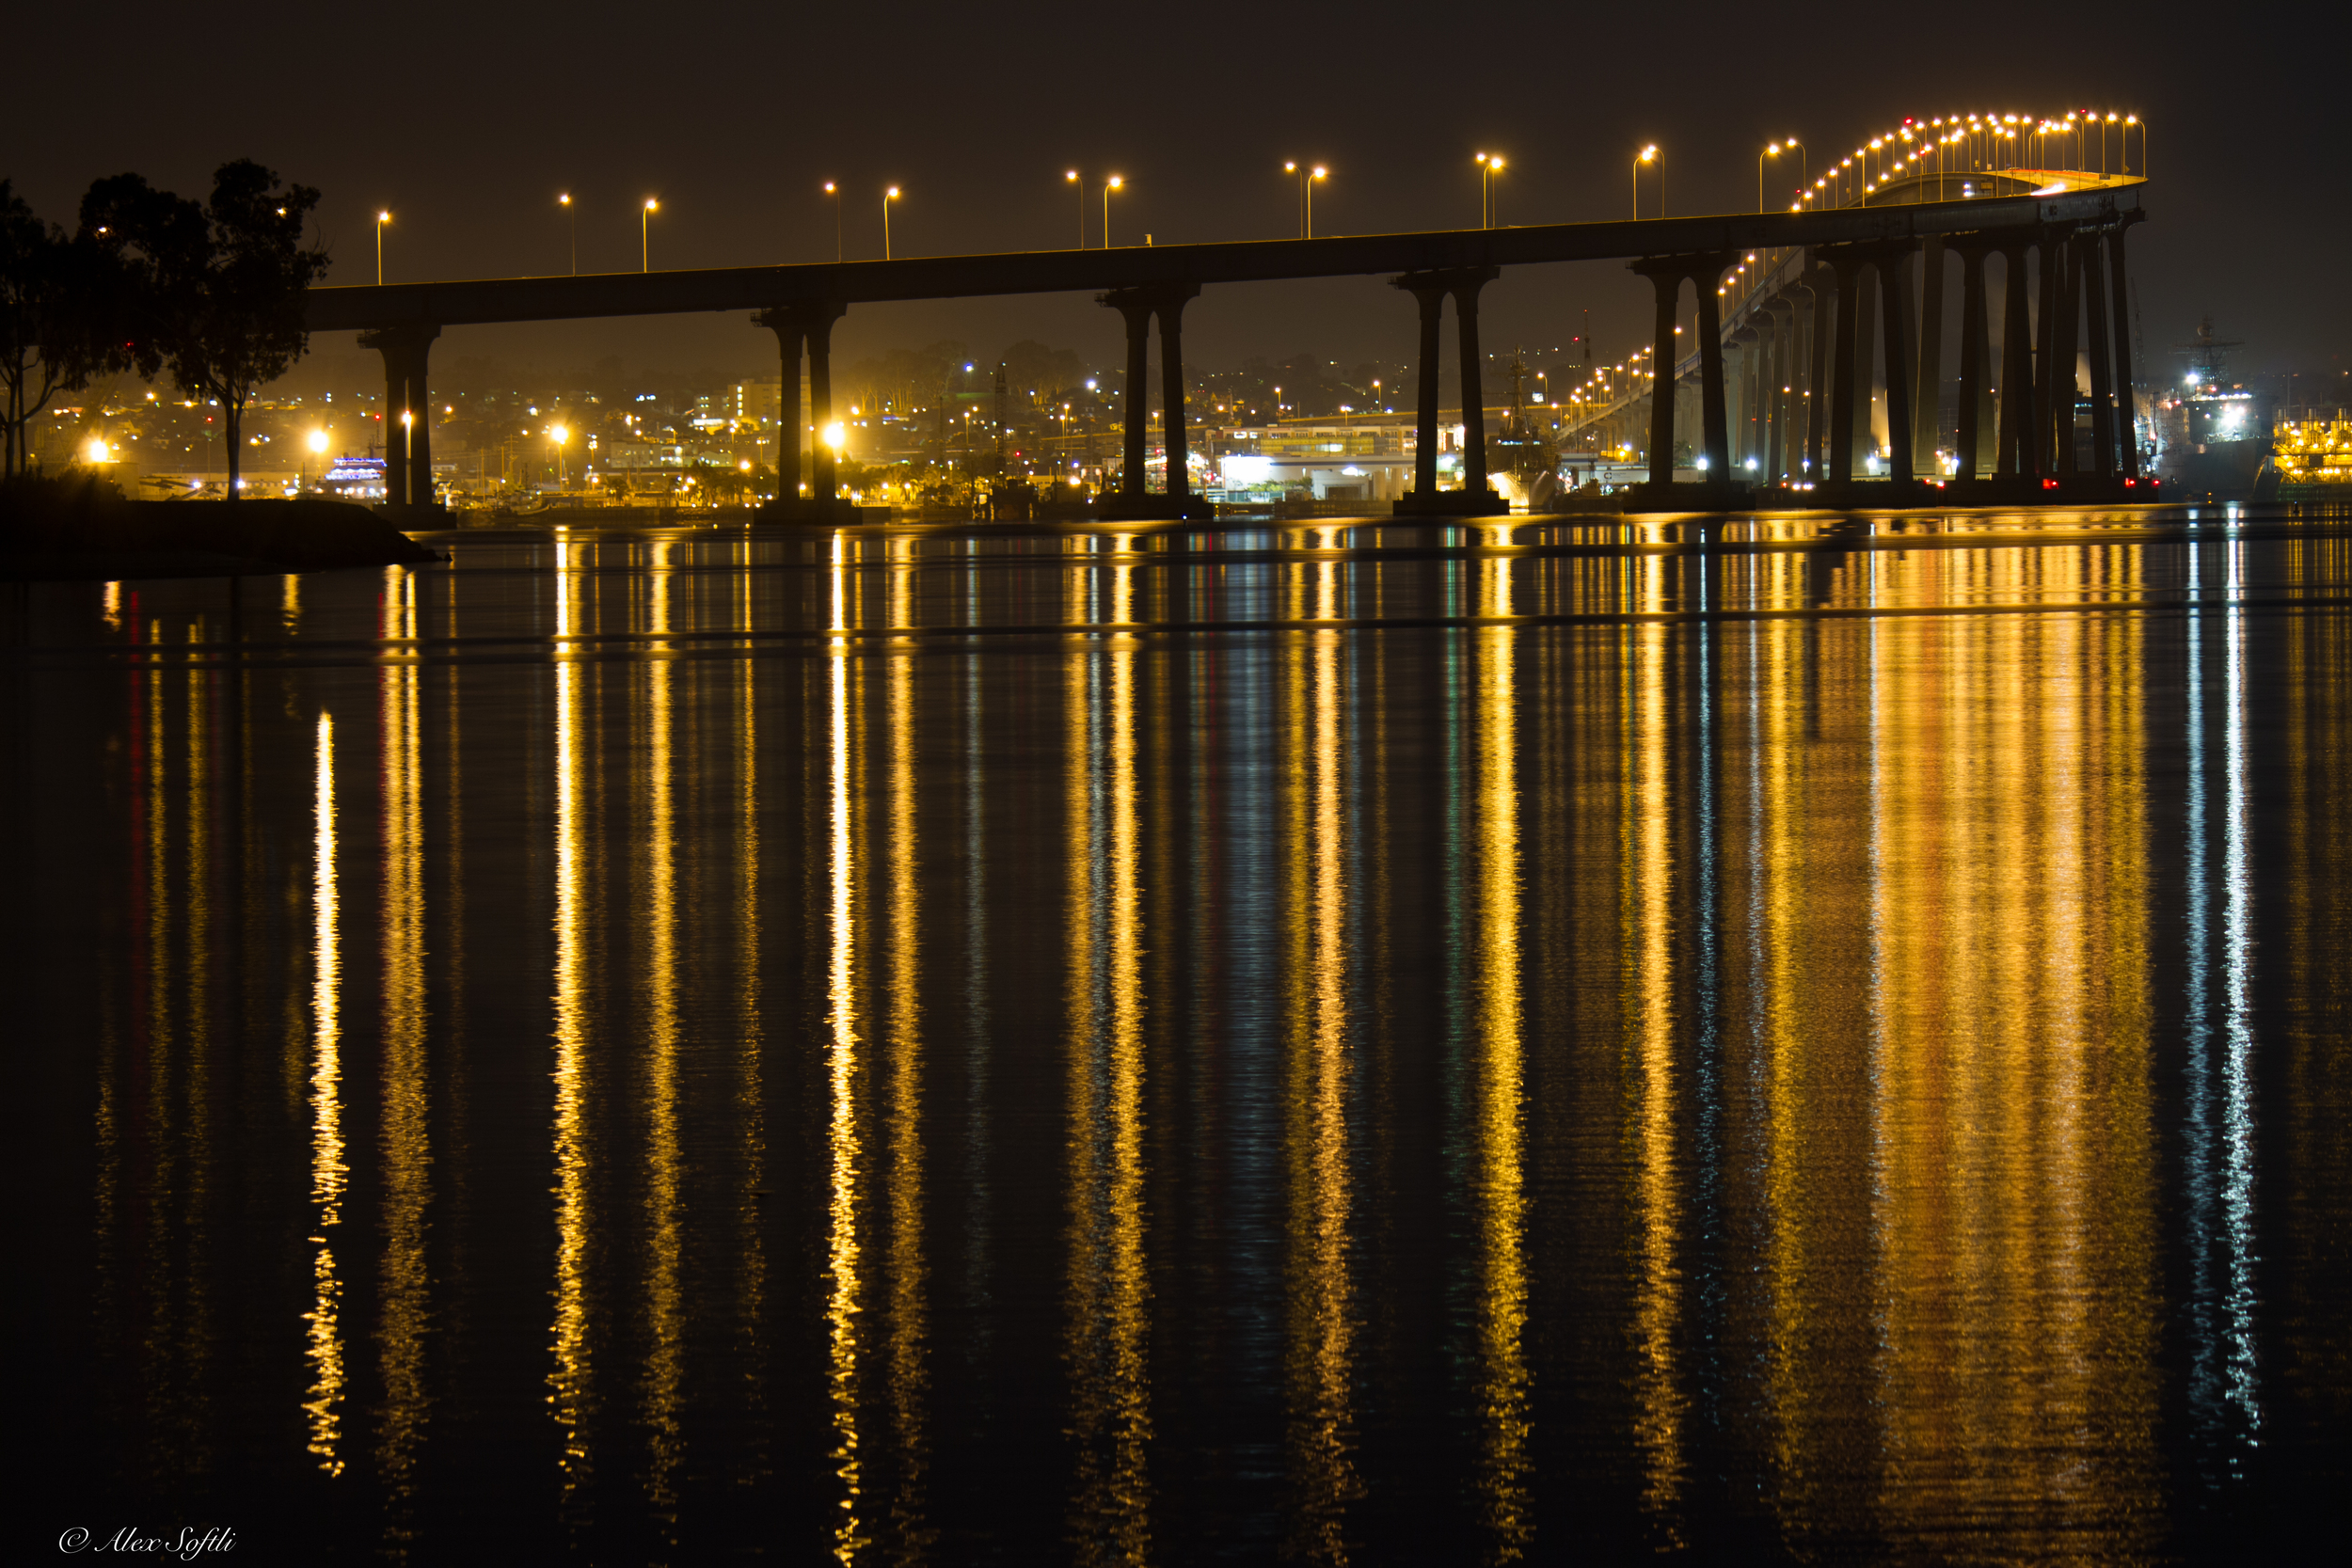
<box><xmin>0</xmin><ymin>180</ymin><xmax>140</xmax><ymax>479</ymax></box>
<box><xmin>82</xmin><ymin>160</ymin><xmax>329</xmax><ymax>501</ymax></box>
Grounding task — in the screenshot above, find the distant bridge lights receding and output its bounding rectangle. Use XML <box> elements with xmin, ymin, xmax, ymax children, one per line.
<box><xmin>1793</xmin><ymin>109</ymin><xmax>2146</xmax><ymax>211</ymax></box>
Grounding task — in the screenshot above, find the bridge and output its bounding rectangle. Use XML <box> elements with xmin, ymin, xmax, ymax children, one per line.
<box><xmin>307</xmin><ymin>174</ymin><xmax>2146</xmax><ymax>517</ymax></box>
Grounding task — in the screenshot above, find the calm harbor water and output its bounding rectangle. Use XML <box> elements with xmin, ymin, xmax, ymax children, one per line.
<box><xmin>6</xmin><ymin>507</ymin><xmax>2347</xmax><ymax>1564</ymax></box>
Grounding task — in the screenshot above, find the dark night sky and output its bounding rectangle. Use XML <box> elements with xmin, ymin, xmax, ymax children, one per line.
<box><xmin>13</xmin><ymin>0</ymin><xmax>2346</xmax><ymax>391</ymax></box>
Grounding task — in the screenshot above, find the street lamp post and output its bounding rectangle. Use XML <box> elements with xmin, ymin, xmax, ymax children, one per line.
<box><xmin>1475</xmin><ymin>153</ymin><xmax>1504</xmax><ymax>227</ymax></box>
<box><xmin>559</xmin><ymin>193</ymin><xmax>575</xmax><ymax>275</ymax></box>
<box><xmin>1103</xmin><ymin>176</ymin><xmax>1123</xmax><ymax>248</ymax></box>
<box><xmin>1067</xmin><ymin>170</ymin><xmax>1084</xmax><ymax>247</ymax></box>
<box><xmin>883</xmin><ymin>186</ymin><xmax>899</xmax><ymax>260</ymax></box>
<box><xmin>823</xmin><ymin>182</ymin><xmax>841</xmax><ymax>262</ymax></box>
<box><xmin>375</xmin><ymin>211</ymin><xmax>389</xmax><ymax>285</ymax></box>
<box><xmin>1757</xmin><ymin>138</ymin><xmax>1801</xmax><ymax>212</ymax></box>
<box><xmin>1283</xmin><ymin>162</ymin><xmax>1328</xmax><ymax>238</ymax></box>
<box><xmin>549</xmin><ymin>423</ymin><xmax>568</xmax><ymax>488</ymax></box>
<box><xmin>641</xmin><ymin>198</ymin><xmax>657</xmax><ymax>272</ymax></box>
<box><xmin>1632</xmin><ymin>147</ymin><xmax>1658</xmax><ymax>219</ymax></box>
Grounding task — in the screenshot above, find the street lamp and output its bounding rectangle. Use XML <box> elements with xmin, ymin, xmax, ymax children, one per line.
<box><xmin>641</xmin><ymin>198</ymin><xmax>658</xmax><ymax>272</ymax></box>
<box><xmin>549</xmin><ymin>423</ymin><xmax>569</xmax><ymax>487</ymax></box>
<box><xmin>375</xmin><ymin>211</ymin><xmax>390</xmax><ymax>285</ymax></box>
<box><xmin>1475</xmin><ymin>152</ymin><xmax>1504</xmax><ymax>228</ymax></box>
<box><xmin>823</xmin><ymin>182</ymin><xmax>841</xmax><ymax>261</ymax></box>
<box><xmin>1282</xmin><ymin>161</ymin><xmax>1328</xmax><ymax>238</ymax></box>
<box><xmin>558</xmin><ymin>193</ymin><xmax>575</xmax><ymax>275</ymax></box>
<box><xmin>1067</xmin><ymin>170</ymin><xmax>1084</xmax><ymax>247</ymax></box>
<box><xmin>1633</xmin><ymin>146</ymin><xmax>1658</xmax><ymax>219</ymax></box>
<box><xmin>882</xmin><ymin>186</ymin><xmax>899</xmax><ymax>260</ymax></box>
<box><xmin>1758</xmin><ymin>139</ymin><xmax>1801</xmax><ymax>213</ymax></box>
<box><xmin>1104</xmin><ymin>175</ymin><xmax>1123</xmax><ymax>248</ymax></box>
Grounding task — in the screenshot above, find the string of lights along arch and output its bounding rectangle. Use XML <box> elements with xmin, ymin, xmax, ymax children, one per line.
<box><xmin>1792</xmin><ymin>109</ymin><xmax>2146</xmax><ymax>210</ymax></box>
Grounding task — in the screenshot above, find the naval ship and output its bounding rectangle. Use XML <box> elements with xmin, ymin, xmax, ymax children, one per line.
<box><xmin>2155</xmin><ymin>318</ymin><xmax>2277</xmax><ymax>499</ymax></box>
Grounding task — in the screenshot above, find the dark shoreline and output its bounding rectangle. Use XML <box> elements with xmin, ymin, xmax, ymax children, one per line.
<box><xmin>0</xmin><ymin>491</ymin><xmax>442</xmax><ymax>580</ymax></box>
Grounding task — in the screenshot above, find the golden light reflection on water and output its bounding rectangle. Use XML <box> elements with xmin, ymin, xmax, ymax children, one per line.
<box><xmin>376</xmin><ymin>568</ymin><xmax>431</xmax><ymax>1528</ymax></box>
<box><xmin>1065</xmin><ymin>621</ymin><xmax>1152</xmax><ymax>1563</ymax></box>
<box><xmin>550</xmin><ymin>539</ymin><xmax>596</xmax><ymax>1499</ymax></box>
<box><xmin>180</xmin><ymin>624</ymin><xmax>214</xmax><ymax>1431</ymax></box>
<box><xmin>1472</xmin><ymin>558</ymin><xmax>1530</xmax><ymax>1559</ymax></box>
<box><xmin>55</xmin><ymin>522</ymin><xmax>2352</xmax><ymax>1557</ymax></box>
<box><xmin>1627</xmin><ymin>600</ymin><xmax>1684</xmax><ymax>1533</ymax></box>
<box><xmin>641</xmin><ymin>541</ymin><xmax>685</xmax><ymax>1514</ymax></box>
<box><xmin>883</xmin><ymin>645</ymin><xmax>934</xmax><ymax>1556</ymax></box>
<box><xmin>734</xmin><ymin>550</ymin><xmax>771</xmax><ymax>1481</ymax></box>
<box><xmin>826</xmin><ymin>589</ymin><xmax>868</xmax><ymax>1562</ymax></box>
<box><xmin>1284</xmin><ymin>626</ymin><xmax>1360</xmax><ymax>1562</ymax></box>
<box><xmin>303</xmin><ymin>709</ymin><xmax>345</xmax><ymax>1476</ymax></box>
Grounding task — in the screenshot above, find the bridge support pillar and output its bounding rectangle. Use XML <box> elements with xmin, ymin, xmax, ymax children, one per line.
<box><xmin>807</xmin><ymin>304</ymin><xmax>844</xmax><ymax>502</ymax></box>
<box><xmin>753</xmin><ymin>307</ymin><xmax>805</xmax><ymax>503</ymax></box>
<box><xmin>1695</xmin><ymin>270</ymin><xmax>1731</xmax><ymax>477</ymax></box>
<box><xmin>1851</xmin><ymin>261</ymin><xmax>1878</xmax><ymax>473</ymax></box>
<box><xmin>1730</xmin><ymin>325</ymin><xmax>1758</xmax><ymax>474</ymax></box>
<box><xmin>1997</xmin><ymin>240</ymin><xmax>2036</xmax><ymax>476</ymax></box>
<box><xmin>1823</xmin><ymin>250</ymin><xmax>1862</xmax><ymax>483</ymax></box>
<box><xmin>1802</xmin><ymin>266</ymin><xmax>1831</xmax><ymax>480</ymax></box>
<box><xmin>1914</xmin><ymin>236</ymin><xmax>1946</xmax><ymax>477</ymax></box>
<box><xmin>1954</xmin><ymin>242</ymin><xmax>1989</xmax><ymax>481</ymax></box>
<box><xmin>1877</xmin><ymin>239</ymin><xmax>1919</xmax><ymax>485</ymax></box>
<box><xmin>1639</xmin><ymin>266</ymin><xmax>1678</xmax><ymax>485</ymax></box>
<box><xmin>358</xmin><ymin>323</ymin><xmax>440</xmax><ymax>511</ymax></box>
<box><xmin>1159</xmin><ymin>286</ymin><xmax>1198</xmax><ymax>501</ymax></box>
<box><xmin>1098</xmin><ymin>282</ymin><xmax>1209</xmax><ymax>518</ymax></box>
<box><xmin>2108</xmin><ymin>214</ymin><xmax>2143</xmax><ymax>478</ymax></box>
<box><xmin>1764</xmin><ymin>297</ymin><xmax>1796</xmax><ymax>483</ymax></box>
<box><xmin>1109</xmin><ymin>295</ymin><xmax>1152</xmax><ymax>499</ymax></box>
<box><xmin>1406</xmin><ymin>278</ymin><xmax>1446</xmax><ymax>494</ymax></box>
<box><xmin>2056</xmin><ymin>235</ymin><xmax>2085</xmax><ymax>478</ymax></box>
<box><xmin>1454</xmin><ymin>271</ymin><xmax>1497</xmax><ymax>501</ymax></box>
<box><xmin>1390</xmin><ymin>266</ymin><xmax>1505</xmax><ymax>515</ymax></box>
<box><xmin>1626</xmin><ymin>251</ymin><xmax>1736</xmax><ymax>501</ymax></box>
<box><xmin>751</xmin><ymin>301</ymin><xmax>851</xmax><ymax>522</ymax></box>
<box><xmin>2083</xmin><ymin>231</ymin><xmax>2117</xmax><ymax>479</ymax></box>
<box><xmin>2034</xmin><ymin>229</ymin><xmax>2065</xmax><ymax>475</ymax></box>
